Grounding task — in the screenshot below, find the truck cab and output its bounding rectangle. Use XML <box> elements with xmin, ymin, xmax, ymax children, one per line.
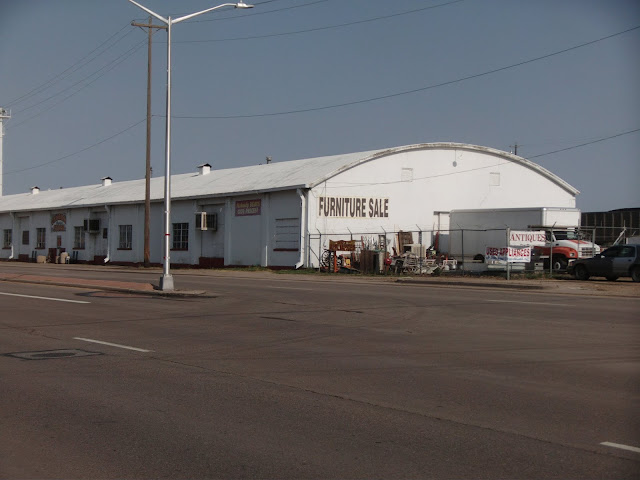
<box><xmin>533</xmin><ymin>228</ymin><xmax>600</xmax><ymax>271</ymax></box>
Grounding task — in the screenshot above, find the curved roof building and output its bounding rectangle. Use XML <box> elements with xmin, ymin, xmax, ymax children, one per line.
<box><xmin>0</xmin><ymin>143</ymin><xmax>579</xmax><ymax>267</ymax></box>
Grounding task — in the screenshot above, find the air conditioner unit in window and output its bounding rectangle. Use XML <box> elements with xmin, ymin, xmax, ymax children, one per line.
<box><xmin>196</xmin><ymin>212</ymin><xmax>217</xmax><ymax>231</ymax></box>
<box><xmin>84</xmin><ymin>219</ymin><xmax>100</xmax><ymax>233</ymax></box>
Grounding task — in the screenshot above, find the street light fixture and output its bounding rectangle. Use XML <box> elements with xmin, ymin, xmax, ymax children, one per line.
<box><xmin>127</xmin><ymin>0</ymin><xmax>254</xmax><ymax>291</ymax></box>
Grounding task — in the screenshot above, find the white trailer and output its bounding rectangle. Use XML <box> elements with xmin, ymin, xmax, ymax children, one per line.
<box><xmin>447</xmin><ymin>207</ymin><xmax>599</xmax><ymax>271</ymax></box>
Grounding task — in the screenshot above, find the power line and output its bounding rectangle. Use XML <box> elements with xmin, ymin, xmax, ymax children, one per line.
<box><xmin>163</xmin><ymin>0</ymin><xmax>287</xmax><ymax>19</ymax></box>
<box><xmin>187</xmin><ymin>0</ymin><xmax>331</xmax><ymax>23</ymax></box>
<box><xmin>527</xmin><ymin>128</ymin><xmax>640</xmax><ymax>159</ymax></box>
<box><xmin>7</xmin><ymin>39</ymin><xmax>148</xmax><ymax>131</ymax></box>
<box><xmin>171</xmin><ymin>24</ymin><xmax>640</xmax><ymax>119</ymax></box>
<box><xmin>175</xmin><ymin>0</ymin><xmax>466</xmax><ymax>43</ymax></box>
<box><xmin>14</xmin><ymin>36</ymin><xmax>148</xmax><ymax>117</ymax></box>
<box><xmin>6</xmin><ymin>24</ymin><xmax>134</xmax><ymax>108</ymax></box>
<box><xmin>5</xmin><ymin>118</ymin><xmax>147</xmax><ymax>175</ymax></box>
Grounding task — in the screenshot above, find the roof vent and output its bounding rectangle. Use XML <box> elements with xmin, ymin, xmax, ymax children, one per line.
<box><xmin>31</xmin><ymin>186</ymin><xmax>40</xmax><ymax>195</ymax></box>
<box><xmin>101</xmin><ymin>176</ymin><xmax>112</xmax><ymax>187</ymax></box>
<box><xmin>266</xmin><ymin>156</ymin><xmax>272</xmax><ymax>164</ymax></box>
<box><xmin>198</xmin><ymin>163</ymin><xmax>211</xmax><ymax>176</ymax></box>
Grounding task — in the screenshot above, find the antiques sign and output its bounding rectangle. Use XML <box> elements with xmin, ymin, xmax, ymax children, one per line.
<box><xmin>235</xmin><ymin>199</ymin><xmax>261</xmax><ymax>216</ymax></box>
<box><xmin>509</xmin><ymin>230</ymin><xmax>546</xmax><ymax>246</ymax></box>
<box><xmin>318</xmin><ymin>196</ymin><xmax>389</xmax><ymax>218</ymax></box>
<box><xmin>51</xmin><ymin>213</ymin><xmax>67</xmax><ymax>232</ymax></box>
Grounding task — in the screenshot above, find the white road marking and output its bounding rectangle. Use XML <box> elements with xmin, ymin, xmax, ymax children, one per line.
<box><xmin>74</xmin><ymin>337</ymin><xmax>152</xmax><ymax>352</ymax></box>
<box><xmin>0</xmin><ymin>291</ymin><xmax>90</xmax><ymax>304</ymax></box>
<box><xmin>487</xmin><ymin>299</ymin><xmax>574</xmax><ymax>307</ymax></box>
<box><xmin>267</xmin><ymin>286</ymin><xmax>313</xmax><ymax>291</ymax></box>
<box><xmin>600</xmin><ymin>442</ymin><xmax>640</xmax><ymax>454</ymax></box>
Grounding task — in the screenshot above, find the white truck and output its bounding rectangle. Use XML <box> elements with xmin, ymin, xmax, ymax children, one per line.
<box><xmin>446</xmin><ymin>207</ymin><xmax>600</xmax><ymax>271</ymax></box>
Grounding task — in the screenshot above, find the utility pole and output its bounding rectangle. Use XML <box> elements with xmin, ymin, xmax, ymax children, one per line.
<box><xmin>510</xmin><ymin>143</ymin><xmax>519</xmax><ymax>156</ymax></box>
<box><xmin>131</xmin><ymin>17</ymin><xmax>166</xmax><ymax>267</ymax></box>
<box><xmin>0</xmin><ymin>108</ymin><xmax>11</xmax><ymax>197</ymax></box>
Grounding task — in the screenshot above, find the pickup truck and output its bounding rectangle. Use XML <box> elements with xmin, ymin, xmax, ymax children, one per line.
<box><xmin>569</xmin><ymin>244</ymin><xmax>640</xmax><ymax>282</ymax></box>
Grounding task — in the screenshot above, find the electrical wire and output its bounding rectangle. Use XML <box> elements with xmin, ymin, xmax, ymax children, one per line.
<box><xmin>164</xmin><ymin>0</ymin><xmax>287</xmax><ymax>19</ymax></box>
<box><xmin>527</xmin><ymin>128</ymin><xmax>640</xmax><ymax>159</ymax></box>
<box><xmin>7</xmin><ymin>39</ymin><xmax>149</xmax><ymax>131</ymax></box>
<box><xmin>4</xmin><ymin>118</ymin><xmax>147</xmax><ymax>175</ymax></box>
<box><xmin>6</xmin><ymin>24</ymin><xmax>134</xmax><ymax>108</ymax></box>
<box><xmin>175</xmin><ymin>0</ymin><xmax>466</xmax><ymax>43</ymax></box>
<box><xmin>171</xmin><ymin>24</ymin><xmax>640</xmax><ymax>119</ymax></box>
<box><xmin>186</xmin><ymin>0</ymin><xmax>331</xmax><ymax>23</ymax></box>
<box><xmin>14</xmin><ymin>37</ymin><xmax>148</xmax><ymax>117</ymax></box>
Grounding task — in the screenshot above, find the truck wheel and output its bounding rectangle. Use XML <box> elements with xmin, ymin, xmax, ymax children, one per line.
<box><xmin>632</xmin><ymin>266</ymin><xmax>640</xmax><ymax>283</ymax></box>
<box><xmin>473</xmin><ymin>254</ymin><xmax>485</xmax><ymax>263</ymax></box>
<box><xmin>574</xmin><ymin>264</ymin><xmax>589</xmax><ymax>281</ymax></box>
<box><xmin>552</xmin><ymin>257</ymin><xmax>568</xmax><ymax>272</ymax></box>
<box><xmin>605</xmin><ymin>275</ymin><xmax>618</xmax><ymax>282</ymax></box>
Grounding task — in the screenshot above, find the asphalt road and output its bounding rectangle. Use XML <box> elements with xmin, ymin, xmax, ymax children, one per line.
<box><xmin>1</xmin><ymin>266</ymin><xmax>639</xmax><ymax>478</ymax></box>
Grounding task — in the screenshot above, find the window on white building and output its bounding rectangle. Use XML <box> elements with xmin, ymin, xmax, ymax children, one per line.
<box><xmin>172</xmin><ymin>223</ymin><xmax>189</xmax><ymax>250</ymax></box>
<box><xmin>119</xmin><ymin>225</ymin><xmax>132</xmax><ymax>249</ymax></box>
<box><xmin>74</xmin><ymin>227</ymin><xmax>85</xmax><ymax>249</ymax></box>
<box><xmin>401</xmin><ymin>168</ymin><xmax>414</xmax><ymax>182</ymax></box>
<box><xmin>36</xmin><ymin>228</ymin><xmax>46</xmax><ymax>249</ymax></box>
<box><xmin>2</xmin><ymin>229</ymin><xmax>11</xmax><ymax>249</ymax></box>
<box><xmin>490</xmin><ymin>172</ymin><xmax>501</xmax><ymax>186</ymax></box>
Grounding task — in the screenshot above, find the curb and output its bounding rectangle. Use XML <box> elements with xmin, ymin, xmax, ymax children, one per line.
<box><xmin>395</xmin><ymin>278</ymin><xmax>546</xmax><ymax>290</ymax></box>
<box><xmin>0</xmin><ymin>277</ymin><xmax>209</xmax><ymax>298</ymax></box>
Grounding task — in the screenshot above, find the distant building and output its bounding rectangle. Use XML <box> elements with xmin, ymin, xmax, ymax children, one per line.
<box><xmin>0</xmin><ymin>143</ymin><xmax>579</xmax><ymax>268</ymax></box>
<box><xmin>581</xmin><ymin>208</ymin><xmax>640</xmax><ymax>246</ymax></box>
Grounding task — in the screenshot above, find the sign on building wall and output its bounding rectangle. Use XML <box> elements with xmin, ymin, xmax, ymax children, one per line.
<box><xmin>235</xmin><ymin>199</ymin><xmax>261</xmax><ymax>216</ymax></box>
<box><xmin>318</xmin><ymin>196</ymin><xmax>389</xmax><ymax>218</ymax></box>
<box><xmin>509</xmin><ymin>230</ymin><xmax>546</xmax><ymax>246</ymax></box>
<box><xmin>485</xmin><ymin>246</ymin><xmax>532</xmax><ymax>263</ymax></box>
<box><xmin>51</xmin><ymin>213</ymin><xmax>67</xmax><ymax>232</ymax></box>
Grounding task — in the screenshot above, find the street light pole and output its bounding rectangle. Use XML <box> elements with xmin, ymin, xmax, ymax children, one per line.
<box><xmin>127</xmin><ymin>0</ymin><xmax>254</xmax><ymax>291</ymax></box>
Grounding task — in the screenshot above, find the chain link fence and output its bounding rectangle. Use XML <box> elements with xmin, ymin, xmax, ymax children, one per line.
<box><xmin>307</xmin><ymin>224</ymin><xmax>623</xmax><ymax>277</ymax></box>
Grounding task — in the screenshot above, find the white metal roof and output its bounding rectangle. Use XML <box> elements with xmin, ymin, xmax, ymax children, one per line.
<box><xmin>0</xmin><ymin>143</ymin><xmax>578</xmax><ymax>213</ymax></box>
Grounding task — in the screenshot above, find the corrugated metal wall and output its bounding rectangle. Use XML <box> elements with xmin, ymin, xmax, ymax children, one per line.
<box><xmin>581</xmin><ymin>208</ymin><xmax>640</xmax><ymax>245</ymax></box>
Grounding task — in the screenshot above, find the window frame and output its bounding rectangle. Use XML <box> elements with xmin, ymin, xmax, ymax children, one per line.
<box><xmin>73</xmin><ymin>226</ymin><xmax>86</xmax><ymax>250</ymax></box>
<box><xmin>171</xmin><ymin>222</ymin><xmax>189</xmax><ymax>251</ymax></box>
<box><xmin>2</xmin><ymin>229</ymin><xmax>11</xmax><ymax>249</ymax></box>
<box><xmin>118</xmin><ymin>225</ymin><xmax>133</xmax><ymax>250</ymax></box>
<box><xmin>36</xmin><ymin>228</ymin><xmax>46</xmax><ymax>250</ymax></box>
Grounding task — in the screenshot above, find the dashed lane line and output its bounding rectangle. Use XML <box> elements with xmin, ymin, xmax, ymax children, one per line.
<box><xmin>600</xmin><ymin>442</ymin><xmax>640</xmax><ymax>454</ymax></box>
<box><xmin>0</xmin><ymin>291</ymin><xmax>90</xmax><ymax>304</ymax></box>
<box><xmin>487</xmin><ymin>299</ymin><xmax>575</xmax><ymax>307</ymax></box>
<box><xmin>74</xmin><ymin>337</ymin><xmax>152</xmax><ymax>352</ymax></box>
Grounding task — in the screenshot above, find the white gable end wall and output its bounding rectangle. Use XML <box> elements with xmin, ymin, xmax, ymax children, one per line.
<box><xmin>306</xmin><ymin>146</ymin><xmax>576</xmax><ymax>266</ymax></box>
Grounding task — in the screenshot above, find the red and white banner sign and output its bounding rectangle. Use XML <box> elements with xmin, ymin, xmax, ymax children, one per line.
<box><xmin>486</xmin><ymin>246</ymin><xmax>532</xmax><ymax>263</ymax></box>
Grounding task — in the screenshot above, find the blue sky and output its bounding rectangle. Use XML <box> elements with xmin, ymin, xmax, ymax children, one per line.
<box><xmin>1</xmin><ymin>0</ymin><xmax>638</xmax><ymax>212</ymax></box>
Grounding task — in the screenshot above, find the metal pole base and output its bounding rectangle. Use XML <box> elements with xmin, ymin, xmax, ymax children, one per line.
<box><xmin>159</xmin><ymin>274</ymin><xmax>174</xmax><ymax>291</ymax></box>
